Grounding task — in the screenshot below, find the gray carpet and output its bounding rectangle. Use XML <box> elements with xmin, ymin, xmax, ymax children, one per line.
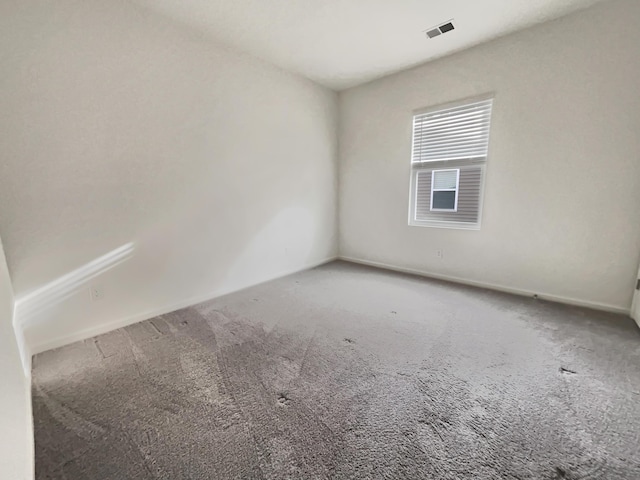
<box><xmin>32</xmin><ymin>261</ymin><xmax>640</xmax><ymax>479</ymax></box>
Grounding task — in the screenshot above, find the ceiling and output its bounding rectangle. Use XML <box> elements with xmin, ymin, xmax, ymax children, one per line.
<box><xmin>132</xmin><ymin>0</ymin><xmax>606</xmax><ymax>90</ymax></box>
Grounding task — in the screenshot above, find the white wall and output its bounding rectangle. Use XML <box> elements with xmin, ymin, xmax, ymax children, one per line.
<box><xmin>0</xmin><ymin>0</ymin><xmax>337</xmax><ymax>353</ymax></box>
<box><xmin>0</xmin><ymin>236</ymin><xmax>33</xmax><ymax>480</ymax></box>
<box><xmin>339</xmin><ymin>0</ymin><xmax>640</xmax><ymax>313</ymax></box>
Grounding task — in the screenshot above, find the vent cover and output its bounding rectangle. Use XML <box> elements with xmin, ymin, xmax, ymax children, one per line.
<box><xmin>425</xmin><ymin>20</ymin><xmax>455</xmax><ymax>39</ymax></box>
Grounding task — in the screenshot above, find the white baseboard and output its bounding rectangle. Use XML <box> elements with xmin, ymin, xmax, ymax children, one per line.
<box><xmin>26</xmin><ymin>253</ymin><xmax>630</xmax><ymax>358</ymax></box>
<box><xmin>339</xmin><ymin>255</ymin><xmax>630</xmax><ymax>316</ymax></box>
<box><xmin>28</xmin><ymin>255</ymin><xmax>337</xmax><ymax>356</ymax></box>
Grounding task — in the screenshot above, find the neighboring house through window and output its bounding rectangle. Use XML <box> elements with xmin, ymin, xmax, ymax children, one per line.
<box><xmin>409</xmin><ymin>96</ymin><xmax>494</xmax><ymax>229</ymax></box>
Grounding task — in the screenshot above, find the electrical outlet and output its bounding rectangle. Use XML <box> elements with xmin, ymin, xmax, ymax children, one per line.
<box><xmin>436</xmin><ymin>249</ymin><xmax>444</xmax><ymax>259</ymax></box>
<box><xmin>90</xmin><ymin>285</ymin><xmax>104</xmax><ymax>302</ymax></box>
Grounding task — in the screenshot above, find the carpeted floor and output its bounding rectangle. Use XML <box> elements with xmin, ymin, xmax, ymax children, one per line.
<box><xmin>32</xmin><ymin>261</ymin><xmax>640</xmax><ymax>479</ymax></box>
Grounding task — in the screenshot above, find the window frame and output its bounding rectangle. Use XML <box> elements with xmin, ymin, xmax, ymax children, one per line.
<box><xmin>408</xmin><ymin>94</ymin><xmax>494</xmax><ymax>231</ymax></box>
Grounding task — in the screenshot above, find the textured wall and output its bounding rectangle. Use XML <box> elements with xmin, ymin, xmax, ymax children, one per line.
<box><xmin>0</xmin><ymin>0</ymin><xmax>338</xmax><ymax>352</ymax></box>
<box><xmin>338</xmin><ymin>0</ymin><xmax>640</xmax><ymax>312</ymax></box>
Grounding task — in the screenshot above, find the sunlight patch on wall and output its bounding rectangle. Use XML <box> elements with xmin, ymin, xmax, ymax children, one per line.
<box><xmin>15</xmin><ymin>243</ymin><xmax>135</xmax><ymax>327</ymax></box>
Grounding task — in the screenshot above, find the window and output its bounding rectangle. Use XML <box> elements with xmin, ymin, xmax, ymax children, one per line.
<box><xmin>430</xmin><ymin>169</ymin><xmax>459</xmax><ymax>211</ymax></box>
<box><xmin>409</xmin><ymin>96</ymin><xmax>493</xmax><ymax>229</ymax></box>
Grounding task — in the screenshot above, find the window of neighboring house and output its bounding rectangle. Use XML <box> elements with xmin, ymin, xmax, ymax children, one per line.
<box><xmin>409</xmin><ymin>96</ymin><xmax>494</xmax><ymax>229</ymax></box>
<box><xmin>430</xmin><ymin>168</ymin><xmax>459</xmax><ymax>211</ymax></box>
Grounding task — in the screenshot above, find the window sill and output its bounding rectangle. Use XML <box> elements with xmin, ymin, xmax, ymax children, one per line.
<box><xmin>408</xmin><ymin>221</ymin><xmax>480</xmax><ymax>231</ymax></box>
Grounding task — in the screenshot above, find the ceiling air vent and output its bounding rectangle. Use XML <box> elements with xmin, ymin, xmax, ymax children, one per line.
<box><xmin>425</xmin><ymin>20</ymin><xmax>455</xmax><ymax>39</ymax></box>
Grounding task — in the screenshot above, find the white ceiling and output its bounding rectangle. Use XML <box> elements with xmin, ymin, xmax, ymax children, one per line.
<box><xmin>133</xmin><ymin>0</ymin><xmax>606</xmax><ymax>90</ymax></box>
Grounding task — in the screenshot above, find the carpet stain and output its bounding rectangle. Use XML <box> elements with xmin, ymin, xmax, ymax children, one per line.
<box><xmin>560</xmin><ymin>367</ymin><xmax>578</xmax><ymax>375</ymax></box>
<box><xmin>276</xmin><ymin>393</ymin><xmax>291</xmax><ymax>407</ymax></box>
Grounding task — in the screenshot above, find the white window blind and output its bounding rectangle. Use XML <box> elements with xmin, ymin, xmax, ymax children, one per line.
<box><xmin>411</xmin><ymin>98</ymin><xmax>493</xmax><ymax>164</ymax></box>
<box><xmin>409</xmin><ymin>96</ymin><xmax>494</xmax><ymax>229</ymax></box>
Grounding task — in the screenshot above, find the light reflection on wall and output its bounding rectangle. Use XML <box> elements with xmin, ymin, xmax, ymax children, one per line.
<box><xmin>15</xmin><ymin>243</ymin><xmax>135</xmax><ymax>327</ymax></box>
